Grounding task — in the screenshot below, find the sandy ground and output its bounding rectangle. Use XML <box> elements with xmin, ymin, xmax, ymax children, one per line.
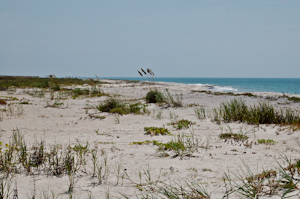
<box><xmin>1</xmin><ymin>80</ymin><xmax>300</xmax><ymax>199</ymax></box>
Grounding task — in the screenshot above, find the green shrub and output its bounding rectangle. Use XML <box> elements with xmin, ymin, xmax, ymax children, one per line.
<box><xmin>97</xmin><ymin>98</ymin><xmax>143</xmax><ymax>115</ymax></box>
<box><xmin>97</xmin><ymin>98</ymin><xmax>119</xmax><ymax>112</ymax></box>
<box><xmin>145</xmin><ymin>90</ymin><xmax>164</xmax><ymax>103</ymax></box>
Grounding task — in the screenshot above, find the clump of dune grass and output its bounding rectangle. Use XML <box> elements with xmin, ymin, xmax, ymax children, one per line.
<box><xmin>144</xmin><ymin>180</ymin><xmax>211</xmax><ymax>199</ymax></box>
<box><xmin>195</xmin><ymin>107</ymin><xmax>206</xmax><ymax>120</ymax></box>
<box><xmin>223</xmin><ymin>154</ymin><xmax>300</xmax><ymax>199</ymax></box>
<box><xmin>213</xmin><ymin>99</ymin><xmax>300</xmax><ymax>128</ymax></box>
<box><xmin>97</xmin><ymin>97</ymin><xmax>144</xmax><ymax>115</ymax></box>
<box><xmin>155</xmin><ymin>131</ymin><xmax>202</xmax><ymax>159</ymax></box>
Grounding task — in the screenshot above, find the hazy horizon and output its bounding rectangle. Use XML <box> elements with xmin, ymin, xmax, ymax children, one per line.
<box><xmin>1</xmin><ymin>0</ymin><xmax>299</xmax><ymax>78</ymax></box>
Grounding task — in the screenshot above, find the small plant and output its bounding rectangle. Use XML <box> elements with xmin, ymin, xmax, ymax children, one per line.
<box><xmin>163</xmin><ymin>89</ymin><xmax>183</xmax><ymax>107</ymax></box>
<box><xmin>144</xmin><ymin>127</ymin><xmax>171</xmax><ymax>136</ymax></box>
<box><xmin>45</xmin><ymin>100</ymin><xmax>64</xmax><ymax>108</ymax></box>
<box><xmin>156</xmin><ymin>131</ymin><xmax>201</xmax><ymax>159</ymax></box>
<box><xmin>114</xmin><ymin>114</ymin><xmax>120</xmax><ymax>124</ymax></box>
<box><xmin>89</xmin><ymin>114</ymin><xmax>106</xmax><ymax>120</ymax></box>
<box><xmin>0</xmin><ymin>99</ymin><xmax>7</xmax><ymax>105</ymax></box>
<box><xmin>195</xmin><ymin>107</ymin><xmax>206</xmax><ymax>120</ymax></box>
<box><xmin>168</xmin><ymin>119</ymin><xmax>195</xmax><ymax>130</ymax></box>
<box><xmin>156</xmin><ymin>111</ymin><xmax>163</xmax><ymax>119</ymax></box>
<box><xmin>257</xmin><ymin>139</ymin><xmax>277</xmax><ymax>145</ymax></box>
<box><xmin>130</xmin><ymin>140</ymin><xmax>153</xmax><ymax>145</ymax></box>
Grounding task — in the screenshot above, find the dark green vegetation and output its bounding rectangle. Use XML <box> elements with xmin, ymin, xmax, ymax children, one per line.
<box><xmin>144</xmin><ymin>127</ymin><xmax>171</xmax><ymax>136</ymax></box>
<box><xmin>0</xmin><ymin>75</ymin><xmax>112</xmax><ymax>92</ymax></box>
<box><xmin>71</xmin><ymin>87</ymin><xmax>105</xmax><ymax>98</ymax></box>
<box><xmin>219</xmin><ymin>132</ymin><xmax>249</xmax><ymax>142</ymax></box>
<box><xmin>168</xmin><ymin>119</ymin><xmax>195</xmax><ymax>130</ymax></box>
<box><xmin>145</xmin><ymin>90</ymin><xmax>164</xmax><ymax>103</ymax></box>
<box><xmin>288</xmin><ymin>96</ymin><xmax>300</xmax><ymax>103</ymax></box>
<box><xmin>214</xmin><ymin>99</ymin><xmax>300</xmax><ymax>126</ymax></box>
<box><xmin>97</xmin><ymin>97</ymin><xmax>144</xmax><ymax>115</ymax></box>
<box><xmin>0</xmin><ymin>76</ymin><xmax>87</xmax><ymax>90</ymax></box>
<box><xmin>192</xmin><ymin>90</ymin><xmax>257</xmax><ymax>97</ymax></box>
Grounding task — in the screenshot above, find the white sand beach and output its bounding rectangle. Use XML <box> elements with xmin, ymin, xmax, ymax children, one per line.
<box><xmin>1</xmin><ymin>79</ymin><xmax>300</xmax><ymax>199</ymax></box>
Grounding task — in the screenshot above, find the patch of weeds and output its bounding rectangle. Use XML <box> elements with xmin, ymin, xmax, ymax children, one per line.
<box><xmin>224</xmin><ymin>161</ymin><xmax>278</xmax><ymax>198</ymax></box>
<box><xmin>114</xmin><ymin>114</ymin><xmax>120</xmax><ymax>124</ymax></box>
<box><xmin>130</xmin><ymin>140</ymin><xmax>153</xmax><ymax>145</ymax></box>
<box><xmin>45</xmin><ymin>100</ymin><xmax>64</xmax><ymax>108</ymax></box>
<box><xmin>187</xmin><ymin>103</ymin><xmax>199</xmax><ymax>107</ymax></box>
<box><xmin>288</xmin><ymin>96</ymin><xmax>300</xmax><ymax>103</ymax></box>
<box><xmin>213</xmin><ymin>99</ymin><xmax>300</xmax><ymax>127</ymax></box>
<box><xmin>98</xmin><ymin>142</ymin><xmax>116</xmax><ymax>144</ymax></box>
<box><xmin>219</xmin><ymin>133</ymin><xmax>249</xmax><ymax>142</ymax></box>
<box><xmin>168</xmin><ymin>119</ymin><xmax>195</xmax><ymax>130</ymax></box>
<box><xmin>257</xmin><ymin>139</ymin><xmax>277</xmax><ymax>145</ymax></box>
<box><xmin>156</xmin><ymin>131</ymin><xmax>202</xmax><ymax>159</ymax></box>
<box><xmin>88</xmin><ymin>114</ymin><xmax>106</xmax><ymax>120</ymax></box>
<box><xmin>202</xmin><ymin>168</ymin><xmax>212</xmax><ymax>172</ymax></box>
<box><xmin>191</xmin><ymin>90</ymin><xmax>257</xmax><ymax>98</ymax></box>
<box><xmin>147</xmin><ymin>180</ymin><xmax>211</xmax><ymax>198</ymax></box>
<box><xmin>156</xmin><ymin>111</ymin><xmax>163</xmax><ymax>119</ymax></box>
<box><xmin>164</xmin><ymin>89</ymin><xmax>183</xmax><ymax>107</ymax></box>
<box><xmin>6</xmin><ymin>104</ymin><xmax>24</xmax><ymax>116</ymax></box>
<box><xmin>219</xmin><ymin>126</ymin><xmax>249</xmax><ymax>143</ymax></box>
<box><xmin>195</xmin><ymin>107</ymin><xmax>206</xmax><ymax>120</ymax></box>
<box><xmin>144</xmin><ymin>127</ymin><xmax>171</xmax><ymax>136</ymax></box>
<box><xmin>97</xmin><ymin>98</ymin><xmax>143</xmax><ymax>115</ymax></box>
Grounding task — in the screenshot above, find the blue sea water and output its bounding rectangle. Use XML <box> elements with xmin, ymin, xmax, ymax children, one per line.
<box><xmin>85</xmin><ymin>77</ymin><xmax>300</xmax><ymax>95</ymax></box>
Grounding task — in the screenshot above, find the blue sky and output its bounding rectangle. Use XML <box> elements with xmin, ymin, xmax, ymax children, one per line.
<box><xmin>0</xmin><ymin>0</ymin><xmax>299</xmax><ymax>78</ymax></box>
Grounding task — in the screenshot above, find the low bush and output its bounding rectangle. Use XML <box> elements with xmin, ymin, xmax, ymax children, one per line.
<box><xmin>97</xmin><ymin>98</ymin><xmax>143</xmax><ymax>115</ymax></box>
<box><xmin>145</xmin><ymin>90</ymin><xmax>164</xmax><ymax>103</ymax></box>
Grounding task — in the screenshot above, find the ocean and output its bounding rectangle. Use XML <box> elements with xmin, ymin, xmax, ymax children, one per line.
<box><xmin>85</xmin><ymin>77</ymin><xmax>300</xmax><ymax>95</ymax></box>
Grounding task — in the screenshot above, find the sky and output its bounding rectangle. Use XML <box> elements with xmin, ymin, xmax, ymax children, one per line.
<box><xmin>0</xmin><ymin>0</ymin><xmax>299</xmax><ymax>78</ymax></box>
